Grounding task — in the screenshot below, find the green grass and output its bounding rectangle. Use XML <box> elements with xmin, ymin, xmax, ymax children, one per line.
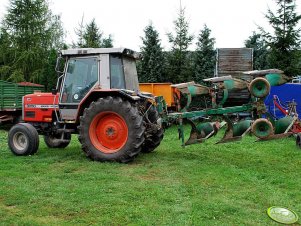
<box><xmin>0</xmin><ymin>126</ymin><xmax>301</xmax><ymax>225</ymax></box>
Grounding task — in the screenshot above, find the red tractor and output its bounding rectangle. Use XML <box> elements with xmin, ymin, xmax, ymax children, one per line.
<box><xmin>8</xmin><ymin>48</ymin><xmax>164</xmax><ymax>163</ymax></box>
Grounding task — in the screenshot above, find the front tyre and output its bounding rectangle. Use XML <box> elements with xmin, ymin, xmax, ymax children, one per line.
<box><xmin>8</xmin><ymin>123</ymin><xmax>39</xmax><ymax>156</ymax></box>
<box><xmin>78</xmin><ymin>96</ymin><xmax>145</xmax><ymax>163</ymax></box>
<box><xmin>44</xmin><ymin>133</ymin><xmax>71</xmax><ymax>148</ymax></box>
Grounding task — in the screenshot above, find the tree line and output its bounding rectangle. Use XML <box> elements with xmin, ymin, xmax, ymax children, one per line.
<box><xmin>0</xmin><ymin>0</ymin><xmax>300</xmax><ymax>91</ymax></box>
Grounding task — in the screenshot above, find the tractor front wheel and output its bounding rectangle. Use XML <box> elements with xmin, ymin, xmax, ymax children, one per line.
<box><xmin>44</xmin><ymin>133</ymin><xmax>71</xmax><ymax>148</ymax></box>
<box><xmin>78</xmin><ymin>96</ymin><xmax>145</xmax><ymax>163</ymax></box>
<box><xmin>8</xmin><ymin>123</ymin><xmax>39</xmax><ymax>156</ymax></box>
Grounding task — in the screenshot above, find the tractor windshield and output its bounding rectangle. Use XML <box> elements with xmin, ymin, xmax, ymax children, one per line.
<box><xmin>61</xmin><ymin>57</ymin><xmax>98</xmax><ymax>104</ymax></box>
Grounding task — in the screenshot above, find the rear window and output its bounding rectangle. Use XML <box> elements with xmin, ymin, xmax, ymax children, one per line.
<box><xmin>110</xmin><ymin>55</ymin><xmax>125</xmax><ymax>89</ymax></box>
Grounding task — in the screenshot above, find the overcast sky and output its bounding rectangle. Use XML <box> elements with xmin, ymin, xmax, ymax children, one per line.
<box><xmin>0</xmin><ymin>0</ymin><xmax>300</xmax><ymax>50</ymax></box>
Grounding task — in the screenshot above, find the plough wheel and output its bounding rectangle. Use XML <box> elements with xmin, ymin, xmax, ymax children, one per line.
<box><xmin>251</xmin><ymin>118</ymin><xmax>274</xmax><ymax>139</ymax></box>
<box><xmin>249</xmin><ymin>77</ymin><xmax>270</xmax><ymax>98</ymax></box>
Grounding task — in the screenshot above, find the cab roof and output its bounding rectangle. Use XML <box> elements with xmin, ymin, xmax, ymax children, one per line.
<box><xmin>60</xmin><ymin>48</ymin><xmax>141</xmax><ymax>59</ymax></box>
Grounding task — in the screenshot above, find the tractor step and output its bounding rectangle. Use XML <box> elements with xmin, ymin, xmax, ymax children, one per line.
<box><xmin>59</xmin><ymin>139</ymin><xmax>71</xmax><ymax>143</ymax></box>
<box><xmin>56</xmin><ymin>128</ymin><xmax>75</xmax><ymax>133</ymax></box>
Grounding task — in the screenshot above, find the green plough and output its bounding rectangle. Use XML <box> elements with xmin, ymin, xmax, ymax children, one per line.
<box><xmin>156</xmin><ymin>69</ymin><xmax>298</xmax><ymax>146</ymax></box>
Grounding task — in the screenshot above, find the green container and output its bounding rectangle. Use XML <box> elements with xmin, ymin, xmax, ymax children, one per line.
<box><xmin>274</xmin><ymin>116</ymin><xmax>293</xmax><ymax>134</ymax></box>
<box><xmin>0</xmin><ymin>80</ymin><xmax>44</xmax><ymax>110</ymax></box>
<box><xmin>233</xmin><ymin>120</ymin><xmax>252</xmax><ymax>137</ymax></box>
<box><xmin>265</xmin><ymin>73</ymin><xmax>289</xmax><ymax>86</ymax></box>
<box><xmin>196</xmin><ymin>122</ymin><xmax>214</xmax><ymax>138</ymax></box>
<box><xmin>224</xmin><ymin>79</ymin><xmax>248</xmax><ymax>91</ymax></box>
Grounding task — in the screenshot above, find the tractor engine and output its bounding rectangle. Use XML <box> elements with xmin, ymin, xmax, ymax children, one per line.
<box><xmin>23</xmin><ymin>92</ymin><xmax>58</xmax><ymax>123</ymax></box>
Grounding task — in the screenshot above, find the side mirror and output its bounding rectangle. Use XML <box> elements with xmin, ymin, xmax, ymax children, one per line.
<box><xmin>52</xmin><ymin>88</ymin><xmax>57</xmax><ymax>95</ymax></box>
<box><xmin>55</xmin><ymin>56</ymin><xmax>64</xmax><ymax>74</ymax></box>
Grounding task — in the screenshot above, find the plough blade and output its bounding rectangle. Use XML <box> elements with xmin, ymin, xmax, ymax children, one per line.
<box><xmin>217</xmin><ymin>119</ymin><xmax>252</xmax><ymax>144</ymax></box>
<box><xmin>185</xmin><ymin>120</ymin><xmax>220</xmax><ymax>145</ymax></box>
<box><xmin>256</xmin><ymin>132</ymin><xmax>293</xmax><ymax>141</ymax></box>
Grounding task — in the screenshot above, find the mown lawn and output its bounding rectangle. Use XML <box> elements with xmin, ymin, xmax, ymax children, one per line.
<box><xmin>0</xmin><ymin>125</ymin><xmax>301</xmax><ymax>225</ymax></box>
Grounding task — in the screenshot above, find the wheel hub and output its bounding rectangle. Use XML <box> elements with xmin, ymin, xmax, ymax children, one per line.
<box><xmin>89</xmin><ymin>112</ymin><xmax>129</xmax><ymax>154</ymax></box>
<box><xmin>13</xmin><ymin>132</ymin><xmax>28</xmax><ymax>151</ymax></box>
<box><xmin>105</xmin><ymin>127</ymin><xmax>117</xmax><ymax>138</ymax></box>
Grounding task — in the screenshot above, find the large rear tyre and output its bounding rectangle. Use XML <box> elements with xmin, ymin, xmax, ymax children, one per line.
<box><xmin>44</xmin><ymin>133</ymin><xmax>71</xmax><ymax>148</ymax></box>
<box><xmin>78</xmin><ymin>96</ymin><xmax>145</xmax><ymax>163</ymax></box>
<box><xmin>141</xmin><ymin>106</ymin><xmax>164</xmax><ymax>153</ymax></box>
<box><xmin>8</xmin><ymin>123</ymin><xmax>39</xmax><ymax>156</ymax></box>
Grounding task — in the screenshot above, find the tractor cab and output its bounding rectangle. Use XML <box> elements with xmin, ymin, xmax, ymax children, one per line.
<box><xmin>56</xmin><ymin>48</ymin><xmax>141</xmax><ymax>121</ymax></box>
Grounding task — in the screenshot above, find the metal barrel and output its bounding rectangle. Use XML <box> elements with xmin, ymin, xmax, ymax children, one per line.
<box><xmin>265</xmin><ymin>73</ymin><xmax>290</xmax><ymax>86</ymax></box>
<box><xmin>172</xmin><ymin>82</ymin><xmax>209</xmax><ymax>97</ymax></box>
<box><xmin>187</xmin><ymin>84</ymin><xmax>210</xmax><ymax>97</ymax></box>
<box><xmin>274</xmin><ymin>116</ymin><xmax>293</xmax><ymax>134</ymax></box>
<box><xmin>251</xmin><ymin>118</ymin><xmax>274</xmax><ymax>139</ymax></box>
<box><xmin>233</xmin><ymin>120</ymin><xmax>252</xmax><ymax>137</ymax></box>
<box><xmin>223</xmin><ymin>78</ymin><xmax>248</xmax><ymax>91</ymax></box>
<box><xmin>196</xmin><ymin>122</ymin><xmax>215</xmax><ymax>138</ymax></box>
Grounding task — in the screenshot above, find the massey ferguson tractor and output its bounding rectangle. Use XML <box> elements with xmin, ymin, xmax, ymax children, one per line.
<box><xmin>8</xmin><ymin>47</ymin><xmax>299</xmax><ymax>163</ymax></box>
<box><xmin>8</xmin><ymin>48</ymin><xmax>164</xmax><ymax>163</ymax></box>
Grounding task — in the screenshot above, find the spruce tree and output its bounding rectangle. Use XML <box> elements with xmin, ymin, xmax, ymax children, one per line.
<box><xmin>1</xmin><ymin>0</ymin><xmax>64</xmax><ymax>83</ymax></box>
<box><xmin>194</xmin><ymin>24</ymin><xmax>215</xmax><ymax>84</ymax></box>
<box><xmin>167</xmin><ymin>7</ymin><xmax>194</xmax><ymax>83</ymax></box>
<box><xmin>76</xmin><ymin>18</ymin><xmax>113</xmax><ymax>48</ymax></box>
<box><xmin>138</xmin><ymin>23</ymin><xmax>165</xmax><ymax>83</ymax></box>
<box><xmin>260</xmin><ymin>0</ymin><xmax>301</xmax><ymax>76</ymax></box>
<box><xmin>245</xmin><ymin>32</ymin><xmax>269</xmax><ymax>70</ymax></box>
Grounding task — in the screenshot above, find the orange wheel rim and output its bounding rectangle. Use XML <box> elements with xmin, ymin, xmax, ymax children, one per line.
<box><xmin>89</xmin><ymin>112</ymin><xmax>128</xmax><ymax>154</ymax></box>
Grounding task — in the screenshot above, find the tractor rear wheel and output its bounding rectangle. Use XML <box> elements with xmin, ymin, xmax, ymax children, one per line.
<box><xmin>8</xmin><ymin>123</ymin><xmax>39</xmax><ymax>156</ymax></box>
<box><xmin>78</xmin><ymin>96</ymin><xmax>145</xmax><ymax>163</ymax></box>
<box><xmin>44</xmin><ymin>133</ymin><xmax>71</xmax><ymax>148</ymax></box>
<box><xmin>141</xmin><ymin>106</ymin><xmax>164</xmax><ymax>153</ymax></box>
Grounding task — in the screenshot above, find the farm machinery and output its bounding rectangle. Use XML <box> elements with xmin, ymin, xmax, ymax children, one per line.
<box><xmin>157</xmin><ymin>70</ymin><xmax>300</xmax><ymax>146</ymax></box>
<box><xmin>6</xmin><ymin>47</ymin><xmax>299</xmax><ymax>163</ymax></box>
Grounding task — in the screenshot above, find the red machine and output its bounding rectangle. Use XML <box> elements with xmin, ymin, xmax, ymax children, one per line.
<box><xmin>271</xmin><ymin>95</ymin><xmax>301</xmax><ymax>134</ymax></box>
<box><xmin>8</xmin><ymin>48</ymin><xmax>163</xmax><ymax>163</ymax></box>
<box><xmin>23</xmin><ymin>93</ymin><xmax>59</xmax><ymax>123</ymax></box>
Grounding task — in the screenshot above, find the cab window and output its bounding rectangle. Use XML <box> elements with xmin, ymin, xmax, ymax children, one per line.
<box><xmin>61</xmin><ymin>57</ymin><xmax>98</xmax><ymax>103</ymax></box>
<box><xmin>110</xmin><ymin>55</ymin><xmax>125</xmax><ymax>89</ymax></box>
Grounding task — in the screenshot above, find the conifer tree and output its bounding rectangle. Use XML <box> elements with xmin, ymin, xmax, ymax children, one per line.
<box><xmin>167</xmin><ymin>7</ymin><xmax>194</xmax><ymax>83</ymax></box>
<box><xmin>76</xmin><ymin>18</ymin><xmax>113</xmax><ymax>48</ymax></box>
<box><xmin>260</xmin><ymin>0</ymin><xmax>301</xmax><ymax>76</ymax></box>
<box><xmin>1</xmin><ymin>0</ymin><xmax>64</xmax><ymax>83</ymax></box>
<box><xmin>138</xmin><ymin>23</ymin><xmax>165</xmax><ymax>83</ymax></box>
<box><xmin>194</xmin><ymin>24</ymin><xmax>215</xmax><ymax>84</ymax></box>
<box><xmin>245</xmin><ymin>32</ymin><xmax>268</xmax><ymax>70</ymax></box>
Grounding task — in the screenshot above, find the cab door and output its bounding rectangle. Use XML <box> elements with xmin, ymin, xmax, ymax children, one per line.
<box><xmin>59</xmin><ymin>57</ymin><xmax>99</xmax><ymax>120</ymax></box>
